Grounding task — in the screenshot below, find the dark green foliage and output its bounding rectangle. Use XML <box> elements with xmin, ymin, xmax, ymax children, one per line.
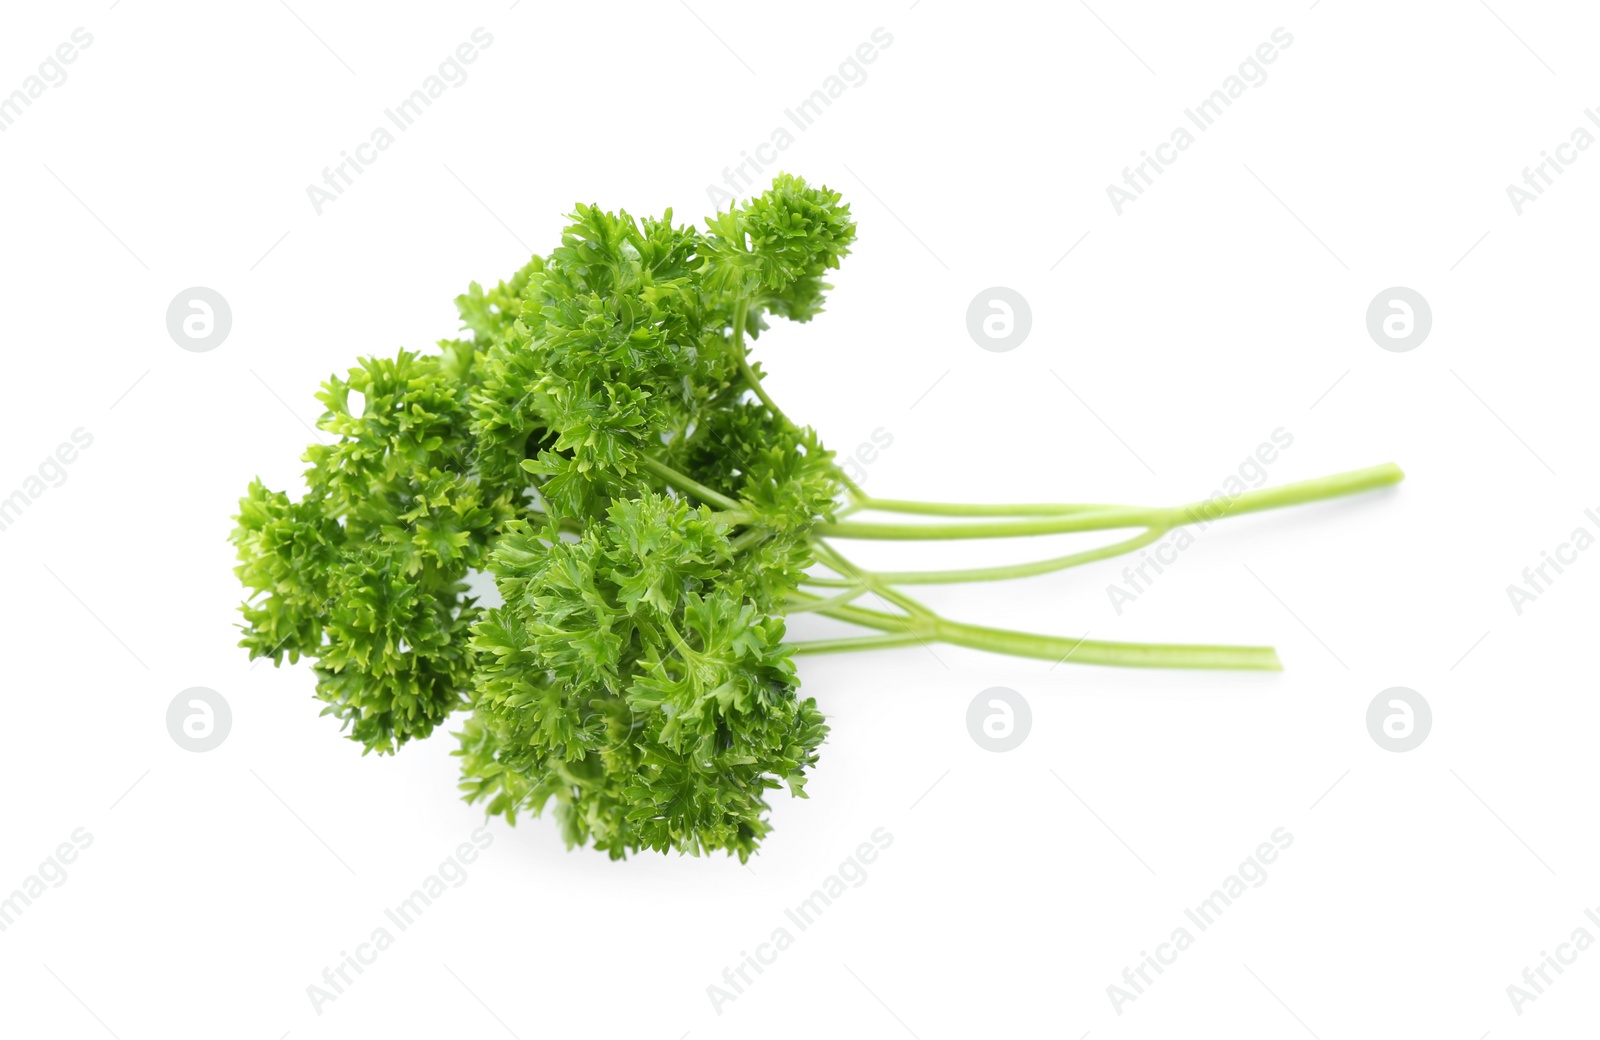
<box><xmin>462</xmin><ymin>496</ymin><xmax>828</xmax><ymax>860</ymax></box>
<box><xmin>233</xmin><ymin>174</ymin><xmax>855</xmax><ymax>859</ymax></box>
<box><xmin>233</xmin><ymin>344</ymin><xmax>520</xmax><ymax>752</ymax></box>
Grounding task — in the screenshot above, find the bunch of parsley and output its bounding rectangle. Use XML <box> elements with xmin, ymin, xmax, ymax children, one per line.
<box><xmin>234</xmin><ymin>174</ymin><xmax>1401</xmax><ymax>861</ymax></box>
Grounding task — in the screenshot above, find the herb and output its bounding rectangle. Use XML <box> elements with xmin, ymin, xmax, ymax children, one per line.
<box><xmin>233</xmin><ymin>173</ymin><xmax>1403</xmax><ymax>860</ymax></box>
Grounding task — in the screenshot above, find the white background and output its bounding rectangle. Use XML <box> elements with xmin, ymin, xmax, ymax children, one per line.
<box><xmin>0</xmin><ymin>1</ymin><xmax>1595</xmax><ymax>1037</ymax></box>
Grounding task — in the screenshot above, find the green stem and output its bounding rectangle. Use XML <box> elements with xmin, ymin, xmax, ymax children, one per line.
<box><xmin>786</xmin><ymin>585</ymin><xmax>872</xmax><ymax>613</ymax></box>
<box><xmin>848</xmin><ymin>526</ymin><xmax>1167</xmax><ymax>586</ymax></box>
<box><xmin>816</xmin><ymin>463</ymin><xmax>1403</xmax><ymax>541</ymax></box>
<box><xmin>798</xmin><ymin>597</ymin><xmax>1281</xmax><ymax>671</ymax></box>
<box><xmin>848</xmin><ymin>497</ymin><xmax>1132</xmax><ymax>517</ymax></box>
<box><xmin>790</xmin><ymin>632</ymin><xmax>932</xmax><ymax>655</ymax></box>
<box><xmin>808</xmin><ymin>539</ymin><xmax>934</xmax><ymax>619</ymax></box>
<box><xmin>1171</xmin><ymin>463</ymin><xmax>1405</xmax><ymax>525</ymax></box>
<box><xmin>729</xmin><ymin>527</ymin><xmax>771</xmax><ymax>552</ymax></box>
<box><xmin>800</xmin><ymin>575</ymin><xmax>862</xmax><ymax>588</ymax></box>
<box><xmin>639</xmin><ymin>455</ymin><xmax>742</xmax><ymax>512</ymax></box>
<box><xmin>818</xmin><ymin>504</ymin><xmax>1165</xmax><ymax>540</ymax></box>
<box><xmin>933</xmin><ymin>616</ymin><xmax>1279</xmax><ymax>670</ymax></box>
<box><xmin>732</xmin><ymin>298</ymin><xmax>789</xmax><ymax>422</ymax></box>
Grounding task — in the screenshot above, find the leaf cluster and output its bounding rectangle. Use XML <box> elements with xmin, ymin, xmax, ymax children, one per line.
<box><xmin>234</xmin><ymin>174</ymin><xmax>854</xmax><ymax>859</ymax></box>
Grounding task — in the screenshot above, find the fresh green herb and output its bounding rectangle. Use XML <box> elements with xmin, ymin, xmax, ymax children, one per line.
<box><xmin>233</xmin><ymin>173</ymin><xmax>1403</xmax><ymax>861</ymax></box>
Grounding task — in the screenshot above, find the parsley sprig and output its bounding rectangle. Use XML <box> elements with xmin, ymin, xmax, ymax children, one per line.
<box><xmin>234</xmin><ymin>173</ymin><xmax>1402</xmax><ymax>860</ymax></box>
